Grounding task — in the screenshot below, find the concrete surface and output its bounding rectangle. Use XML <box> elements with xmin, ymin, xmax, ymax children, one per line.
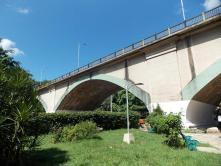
<box><xmin>186</xmin><ymin>133</ymin><xmax>221</xmax><ymax>154</ymax></box>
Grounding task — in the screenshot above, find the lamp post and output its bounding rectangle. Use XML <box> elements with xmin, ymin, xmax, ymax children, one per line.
<box><xmin>110</xmin><ymin>95</ymin><xmax>113</xmax><ymax>112</ymax></box>
<box><xmin>77</xmin><ymin>43</ymin><xmax>87</xmax><ymax>68</ymax></box>
<box><xmin>40</xmin><ymin>67</ymin><xmax>46</xmax><ymax>85</ymax></box>
<box><xmin>77</xmin><ymin>43</ymin><xmax>80</xmax><ymax>68</ymax></box>
<box><xmin>123</xmin><ymin>82</ymin><xmax>143</xmax><ymax>144</ymax></box>
<box><xmin>180</xmin><ymin>0</ymin><xmax>186</xmax><ymax>20</ymax></box>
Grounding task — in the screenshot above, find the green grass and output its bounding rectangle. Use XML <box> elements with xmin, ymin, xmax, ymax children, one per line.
<box><xmin>25</xmin><ymin>129</ymin><xmax>221</xmax><ymax>166</ymax></box>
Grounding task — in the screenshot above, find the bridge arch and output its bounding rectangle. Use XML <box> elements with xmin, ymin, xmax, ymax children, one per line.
<box><xmin>182</xmin><ymin>58</ymin><xmax>221</xmax><ymax>127</ymax></box>
<box><xmin>55</xmin><ymin>74</ymin><xmax>151</xmax><ymax>111</ymax></box>
<box><xmin>37</xmin><ymin>96</ymin><xmax>48</xmax><ymax>112</ymax></box>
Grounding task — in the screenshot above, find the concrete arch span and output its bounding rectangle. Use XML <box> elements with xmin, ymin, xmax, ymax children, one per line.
<box><xmin>37</xmin><ymin>96</ymin><xmax>48</xmax><ymax>112</ymax></box>
<box><xmin>55</xmin><ymin>74</ymin><xmax>151</xmax><ymax>111</ymax></box>
<box><xmin>182</xmin><ymin>58</ymin><xmax>221</xmax><ymax>127</ymax></box>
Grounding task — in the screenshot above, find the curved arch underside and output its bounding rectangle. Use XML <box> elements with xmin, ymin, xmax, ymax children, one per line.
<box><xmin>182</xmin><ymin>58</ymin><xmax>221</xmax><ymax>106</ymax></box>
<box><xmin>184</xmin><ymin>59</ymin><xmax>221</xmax><ymax>127</ymax></box>
<box><xmin>58</xmin><ymin>80</ymin><xmax>122</xmax><ymax>111</ymax></box>
<box><xmin>185</xmin><ymin>74</ymin><xmax>221</xmax><ymax>127</ymax></box>
<box><xmin>55</xmin><ymin>74</ymin><xmax>151</xmax><ymax>112</ymax></box>
<box><xmin>192</xmin><ymin>74</ymin><xmax>221</xmax><ymax>106</ymax></box>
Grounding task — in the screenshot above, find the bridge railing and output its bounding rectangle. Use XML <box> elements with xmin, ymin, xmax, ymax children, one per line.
<box><xmin>38</xmin><ymin>5</ymin><xmax>221</xmax><ymax>90</ymax></box>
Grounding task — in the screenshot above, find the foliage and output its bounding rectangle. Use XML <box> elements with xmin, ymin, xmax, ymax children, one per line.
<box><xmin>0</xmin><ymin>47</ymin><xmax>44</xmax><ymax>164</ymax></box>
<box><xmin>55</xmin><ymin>121</ymin><xmax>98</xmax><ymax>142</ymax></box>
<box><xmin>146</xmin><ymin>105</ymin><xmax>165</xmax><ymax>133</ymax></box>
<box><xmin>164</xmin><ymin>128</ymin><xmax>184</xmax><ymax>148</ymax></box>
<box><xmin>153</xmin><ymin>104</ymin><xmax>164</xmax><ymax>115</ymax></box>
<box><xmin>146</xmin><ymin>105</ymin><xmax>184</xmax><ymax>148</ymax></box>
<box><xmin>26</xmin><ymin>111</ymin><xmax>140</xmax><ymax>135</ymax></box>
<box><xmin>100</xmin><ymin>90</ymin><xmax>148</xmax><ymax>117</ymax></box>
<box><xmin>70</xmin><ymin>121</ymin><xmax>97</xmax><ymax>140</ymax></box>
<box><xmin>52</xmin><ymin>127</ymin><xmax>63</xmax><ymax>143</ymax></box>
<box><xmin>0</xmin><ymin>49</ymin><xmax>44</xmax><ymax>115</ymax></box>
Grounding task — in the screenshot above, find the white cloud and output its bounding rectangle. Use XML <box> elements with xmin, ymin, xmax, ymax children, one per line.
<box><xmin>203</xmin><ymin>0</ymin><xmax>221</xmax><ymax>10</ymax></box>
<box><xmin>0</xmin><ymin>39</ymin><xmax>24</xmax><ymax>56</ymax></box>
<box><xmin>17</xmin><ymin>8</ymin><xmax>30</xmax><ymax>14</ymax></box>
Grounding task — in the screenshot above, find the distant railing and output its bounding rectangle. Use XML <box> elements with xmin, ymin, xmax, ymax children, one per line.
<box><xmin>38</xmin><ymin>5</ymin><xmax>221</xmax><ymax>89</ymax></box>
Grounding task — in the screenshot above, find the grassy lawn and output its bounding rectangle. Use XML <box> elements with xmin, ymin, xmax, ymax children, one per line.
<box><xmin>25</xmin><ymin>129</ymin><xmax>221</xmax><ymax>166</ymax></box>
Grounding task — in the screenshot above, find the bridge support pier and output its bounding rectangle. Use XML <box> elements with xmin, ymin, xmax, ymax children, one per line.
<box><xmin>151</xmin><ymin>100</ymin><xmax>218</xmax><ymax>128</ymax></box>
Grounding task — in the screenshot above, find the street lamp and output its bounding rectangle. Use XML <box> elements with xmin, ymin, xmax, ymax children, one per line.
<box><xmin>110</xmin><ymin>95</ymin><xmax>113</xmax><ymax>112</ymax></box>
<box><xmin>180</xmin><ymin>0</ymin><xmax>186</xmax><ymax>20</ymax></box>
<box><xmin>77</xmin><ymin>43</ymin><xmax>87</xmax><ymax>68</ymax></box>
<box><xmin>123</xmin><ymin>82</ymin><xmax>144</xmax><ymax>144</ymax></box>
<box><xmin>40</xmin><ymin>67</ymin><xmax>47</xmax><ymax>85</ymax></box>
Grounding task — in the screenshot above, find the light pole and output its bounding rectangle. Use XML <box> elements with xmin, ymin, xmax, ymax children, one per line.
<box><xmin>77</xmin><ymin>43</ymin><xmax>87</xmax><ymax>68</ymax></box>
<box><xmin>123</xmin><ymin>82</ymin><xmax>143</xmax><ymax>144</ymax></box>
<box><xmin>110</xmin><ymin>95</ymin><xmax>113</xmax><ymax>112</ymax></box>
<box><xmin>77</xmin><ymin>43</ymin><xmax>80</xmax><ymax>68</ymax></box>
<box><xmin>40</xmin><ymin>67</ymin><xmax>46</xmax><ymax>85</ymax></box>
<box><xmin>180</xmin><ymin>0</ymin><xmax>186</xmax><ymax>20</ymax></box>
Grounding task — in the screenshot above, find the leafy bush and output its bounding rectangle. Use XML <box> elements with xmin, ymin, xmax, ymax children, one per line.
<box><xmin>54</xmin><ymin>121</ymin><xmax>98</xmax><ymax>142</ymax></box>
<box><xmin>147</xmin><ymin>114</ymin><xmax>165</xmax><ymax>133</ymax></box>
<box><xmin>146</xmin><ymin>105</ymin><xmax>184</xmax><ymax>148</ymax></box>
<box><xmin>26</xmin><ymin>111</ymin><xmax>140</xmax><ymax>135</ymax></box>
<box><xmin>164</xmin><ymin>113</ymin><xmax>182</xmax><ymax>134</ymax></box>
<box><xmin>53</xmin><ymin>127</ymin><xmax>63</xmax><ymax>143</ymax></box>
<box><xmin>164</xmin><ymin>128</ymin><xmax>184</xmax><ymax>148</ymax></box>
<box><xmin>164</xmin><ymin>114</ymin><xmax>184</xmax><ymax>148</ymax></box>
<box><xmin>146</xmin><ymin>105</ymin><xmax>166</xmax><ymax>133</ymax></box>
<box><xmin>72</xmin><ymin>121</ymin><xmax>97</xmax><ymax>140</ymax></box>
<box><xmin>153</xmin><ymin>104</ymin><xmax>164</xmax><ymax>116</ymax></box>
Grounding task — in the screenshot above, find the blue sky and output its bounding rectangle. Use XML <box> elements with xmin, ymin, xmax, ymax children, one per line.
<box><xmin>0</xmin><ymin>0</ymin><xmax>220</xmax><ymax>81</ymax></box>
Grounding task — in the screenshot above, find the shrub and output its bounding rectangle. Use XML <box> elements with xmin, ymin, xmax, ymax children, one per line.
<box><xmin>153</xmin><ymin>104</ymin><xmax>164</xmax><ymax>116</ymax></box>
<box><xmin>146</xmin><ymin>106</ymin><xmax>184</xmax><ymax>148</ymax></box>
<box><xmin>53</xmin><ymin>127</ymin><xmax>63</xmax><ymax>143</ymax></box>
<box><xmin>164</xmin><ymin>113</ymin><xmax>184</xmax><ymax>148</ymax></box>
<box><xmin>147</xmin><ymin>113</ymin><xmax>167</xmax><ymax>134</ymax></box>
<box><xmin>55</xmin><ymin>121</ymin><xmax>98</xmax><ymax>142</ymax></box>
<box><xmin>26</xmin><ymin>111</ymin><xmax>140</xmax><ymax>135</ymax></box>
<box><xmin>164</xmin><ymin>113</ymin><xmax>182</xmax><ymax>134</ymax></box>
<box><xmin>164</xmin><ymin>128</ymin><xmax>184</xmax><ymax>148</ymax></box>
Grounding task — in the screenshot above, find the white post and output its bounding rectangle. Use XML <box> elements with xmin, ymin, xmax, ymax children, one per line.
<box><xmin>110</xmin><ymin>95</ymin><xmax>113</xmax><ymax>112</ymax></box>
<box><xmin>123</xmin><ymin>83</ymin><xmax>135</xmax><ymax>144</ymax></box>
<box><xmin>77</xmin><ymin>43</ymin><xmax>80</xmax><ymax>68</ymax></box>
<box><xmin>168</xmin><ymin>27</ymin><xmax>171</xmax><ymax>35</ymax></box>
<box><xmin>142</xmin><ymin>40</ymin><xmax>145</xmax><ymax>46</ymax></box>
<box><xmin>126</xmin><ymin>84</ymin><xmax>130</xmax><ymax>135</ymax></box>
<box><xmin>40</xmin><ymin>68</ymin><xmax>45</xmax><ymax>85</ymax></box>
<box><xmin>40</xmin><ymin>70</ymin><xmax>43</xmax><ymax>85</ymax></box>
<box><xmin>180</xmin><ymin>0</ymin><xmax>186</xmax><ymax>20</ymax></box>
<box><xmin>202</xmin><ymin>12</ymin><xmax>206</xmax><ymax>21</ymax></box>
<box><xmin>123</xmin><ymin>82</ymin><xmax>143</xmax><ymax>144</ymax></box>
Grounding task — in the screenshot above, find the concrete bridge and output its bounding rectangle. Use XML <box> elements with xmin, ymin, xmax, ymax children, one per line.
<box><xmin>38</xmin><ymin>6</ymin><xmax>221</xmax><ymax>128</ymax></box>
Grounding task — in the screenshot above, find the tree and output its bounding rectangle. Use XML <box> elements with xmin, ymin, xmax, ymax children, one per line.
<box><xmin>100</xmin><ymin>89</ymin><xmax>148</xmax><ymax>117</ymax></box>
<box><xmin>0</xmin><ymin>47</ymin><xmax>44</xmax><ymax>164</ymax></box>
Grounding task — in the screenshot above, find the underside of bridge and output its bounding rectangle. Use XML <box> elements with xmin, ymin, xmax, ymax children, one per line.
<box><xmin>192</xmin><ymin>74</ymin><xmax>221</xmax><ymax>106</ymax></box>
<box><xmin>57</xmin><ymin>80</ymin><xmax>122</xmax><ymax>111</ymax></box>
<box><xmin>186</xmin><ymin>74</ymin><xmax>221</xmax><ymax>127</ymax></box>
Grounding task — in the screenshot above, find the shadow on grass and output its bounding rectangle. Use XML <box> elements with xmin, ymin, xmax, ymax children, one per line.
<box><xmin>23</xmin><ymin>148</ymin><xmax>69</xmax><ymax>166</ymax></box>
<box><xmin>91</xmin><ymin>135</ymin><xmax>102</xmax><ymax>140</ymax></box>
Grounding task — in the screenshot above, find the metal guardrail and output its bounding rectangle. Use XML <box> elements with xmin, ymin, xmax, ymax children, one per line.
<box><xmin>38</xmin><ymin>5</ymin><xmax>221</xmax><ymax>89</ymax></box>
